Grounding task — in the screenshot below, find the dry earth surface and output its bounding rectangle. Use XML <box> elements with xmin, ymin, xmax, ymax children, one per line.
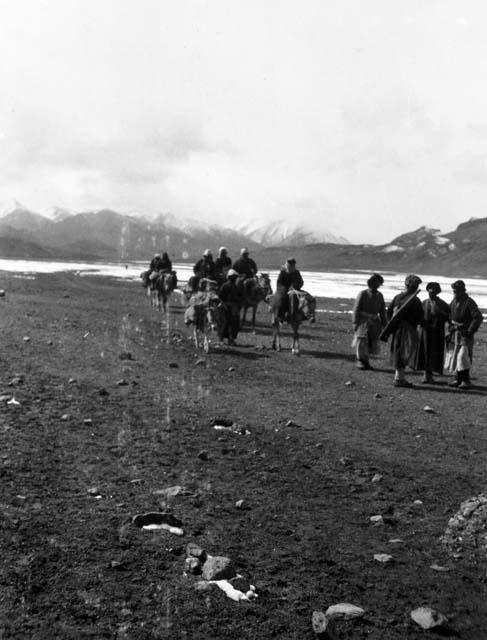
<box><xmin>1</xmin><ymin>272</ymin><xmax>487</xmax><ymax>639</ymax></box>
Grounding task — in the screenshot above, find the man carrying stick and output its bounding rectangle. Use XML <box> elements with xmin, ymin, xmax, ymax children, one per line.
<box><xmin>382</xmin><ymin>274</ymin><xmax>424</xmax><ymax>388</ymax></box>
<box><xmin>447</xmin><ymin>280</ymin><xmax>483</xmax><ymax>389</ymax></box>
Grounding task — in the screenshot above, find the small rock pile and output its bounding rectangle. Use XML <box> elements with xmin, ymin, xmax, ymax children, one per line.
<box><xmin>442</xmin><ymin>493</ymin><xmax>487</xmax><ymax>557</ymax></box>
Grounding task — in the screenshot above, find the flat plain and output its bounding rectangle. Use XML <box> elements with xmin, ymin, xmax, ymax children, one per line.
<box><xmin>1</xmin><ymin>271</ymin><xmax>487</xmax><ymax>639</ymax></box>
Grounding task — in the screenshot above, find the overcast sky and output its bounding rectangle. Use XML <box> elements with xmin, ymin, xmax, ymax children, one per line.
<box><xmin>1</xmin><ymin>0</ymin><xmax>487</xmax><ymax>243</ymax></box>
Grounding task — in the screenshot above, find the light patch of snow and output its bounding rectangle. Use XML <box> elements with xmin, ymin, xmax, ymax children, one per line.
<box><xmin>382</xmin><ymin>244</ymin><xmax>406</xmax><ymax>253</ymax></box>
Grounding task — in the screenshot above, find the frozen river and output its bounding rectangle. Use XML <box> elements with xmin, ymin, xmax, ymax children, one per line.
<box><xmin>1</xmin><ymin>258</ymin><xmax>486</xmax><ymax>311</ymax></box>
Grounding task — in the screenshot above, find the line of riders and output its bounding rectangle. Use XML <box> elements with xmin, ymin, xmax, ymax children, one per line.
<box><xmin>141</xmin><ymin>247</ymin><xmax>312</xmax><ymax>346</ymax></box>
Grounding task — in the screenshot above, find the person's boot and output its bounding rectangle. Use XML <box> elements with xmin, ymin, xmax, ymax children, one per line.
<box><xmin>448</xmin><ymin>372</ymin><xmax>461</xmax><ymax>387</ymax></box>
<box><xmin>422</xmin><ymin>371</ymin><xmax>434</xmax><ymax>383</ymax></box>
<box><xmin>459</xmin><ymin>370</ymin><xmax>473</xmax><ymax>389</ymax></box>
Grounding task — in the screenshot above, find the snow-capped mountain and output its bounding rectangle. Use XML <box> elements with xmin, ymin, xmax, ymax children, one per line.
<box><xmin>380</xmin><ymin>226</ymin><xmax>456</xmax><ymax>258</ymax></box>
<box><xmin>236</xmin><ymin>219</ymin><xmax>349</xmax><ymax>246</ymax></box>
<box><xmin>44</xmin><ymin>206</ymin><xmax>75</xmax><ymax>222</ymax></box>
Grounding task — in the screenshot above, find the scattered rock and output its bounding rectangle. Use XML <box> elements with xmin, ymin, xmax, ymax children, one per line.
<box><xmin>153</xmin><ymin>485</ymin><xmax>185</xmax><ymax>498</ymax></box>
<box><xmin>311</xmin><ymin>611</ymin><xmax>336</xmax><ymax>638</ymax></box>
<box><xmin>133</xmin><ymin>512</ymin><xmax>184</xmax><ymax>536</ymax></box>
<box><xmin>99</xmin><ymin>388</ymin><xmax>109</xmax><ymax>396</ymax></box>
<box><xmin>345</xmin><ymin>380</ymin><xmax>354</xmax><ymax>387</ymax></box>
<box><xmin>339</xmin><ymin>456</ymin><xmax>353</xmax><ymax>467</ymax></box>
<box><xmin>8</xmin><ymin>376</ymin><xmax>24</xmax><ymax>386</ymax></box>
<box><xmin>325</xmin><ymin>603</ymin><xmax>365</xmax><ymax>620</ymax></box>
<box><xmin>117</xmin><ymin>379</ymin><xmax>129</xmax><ymax>386</ymax></box>
<box><xmin>186</xmin><ymin>543</ymin><xmax>206</xmax><ymax>561</ymax></box>
<box><xmin>119</xmin><ymin>352</ymin><xmax>133</xmax><ymax>360</ymax></box>
<box><xmin>209</xmin><ymin>579</ymin><xmax>256</xmax><ymax>601</ymax></box>
<box><xmin>193</xmin><ymin>580</ymin><xmax>212</xmax><ymax>593</ymax></box>
<box><xmin>83</xmin><ymin>419</ymin><xmax>93</xmax><ymax>426</ymax></box>
<box><xmin>7</xmin><ymin>397</ymin><xmax>20</xmax><ymax>406</ymax></box>
<box><xmin>227</xmin><ymin>366</ymin><xmax>235</xmax><ymax>372</ymax></box>
<box><xmin>201</xmin><ymin>556</ymin><xmax>236</xmax><ymax>581</ymax></box>
<box><xmin>286</xmin><ymin>420</ymin><xmax>300</xmax><ymax>427</ymax></box>
<box><xmin>60</xmin><ymin>414</ymin><xmax>69</xmax><ymax>421</ymax></box>
<box><xmin>210</xmin><ymin>418</ymin><xmax>234</xmax><ymax>427</ymax></box>
<box><xmin>83</xmin><ymin>332</ymin><xmax>90</xmax><ymax>339</ymax></box>
<box><xmin>0</xmin><ymin>395</ymin><xmax>11</xmax><ymax>402</ymax></box>
<box><xmin>197</xmin><ymin>450</ymin><xmax>209</xmax><ymax>461</ymax></box>
<box><xmin>374</xmin><ymin>553</ymin><xmax>393</xmax><ymax>564</ymax></box>
<box><xmin>0</xmin><ymin>290</ymin><xmax>5</xmax><ymax>296</ymax></box>
<box><xmin>235</xmin><ymin>499</ymin><xmax>250</xmax><ymax>510</ymax></box>
<box><xmin>184</xmin><ymin>557</ymin><xmax>202</xmax><ymax>574</ymax></box>
<box><xmin>371</xmin><ymin>473</ymin><xmax>383</xmax><ymax>483</ymax></box>
<box><xmin>194</xmin><ymin>359</ymin><xmax>206</xmax><ymax>367</ymax></box>
<box><xmin>68</xmin><ymin>378</ymin><xmax>77</xmax><ymax>384</ymax></box>
<box><xmin>23</xmin><ymin>336</ymin><xmax>30</xmax><ymax>342</ymax></box>
<box><xmin>410</xmin><ymin>606</ymin><xmax>448</xmax><ymax>630</ymax></box>
<box><xmin>370</xmin><ymin>515</ymin><xmax>384</xmax><ymax>525</ymax></box>
<box><xmin>423</xmin><ymin>405</ymin><xmax>435</xmax><ymax>413</ymax></box>
<box><xmin>169</xmin><ymin>362</ymin><xmax>179</xmax><ymax>368</ymax></box>
<box><xmin>388</xmin><ymin>538</ymin><xmax>403</xmax><ymax>544</ymax></box>
<box><xmin>87</xmin><ymin>487</ymin><xmax>101</xmax><ymax>497</ymax></box>
<box><xmin>374</xmin><ymin>393</ymin><xmax>381</xmax><ymax>399</ymax></box>
<box><xmin>430</xmin><ymin>564</ymin><xmax>450</xmax><ymax>572</ymax></box>
<box><xmin>413</xmin><ymin>499</ymin><xmax>423</xmax><ymax>505</ymax></box>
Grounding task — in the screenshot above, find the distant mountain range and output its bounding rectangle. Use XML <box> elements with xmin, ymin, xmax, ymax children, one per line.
<box><xmin>0</xmin><ymin>202</ymin><xmax>485</xmax><ymax>277</ymax></box>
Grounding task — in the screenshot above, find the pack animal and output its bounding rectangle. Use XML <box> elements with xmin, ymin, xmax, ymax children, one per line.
<box><xmin>270</xmin><ymin>288</ymin><xmax>316</xmax><ymax>355</ymax></box>
<box><xmin>241</xmin><ymin>273</ymin><xmax>273</xmax><ymax>333</ymax></box>
<box><xmin>184</xmin><ymin>290</ymin><xmax>221</xmax><ymax>353</ymax></box>
<box><xmin>144</xmin><ymin>271</ymin><xmax>178</xmax><ymax>312</ymax></box>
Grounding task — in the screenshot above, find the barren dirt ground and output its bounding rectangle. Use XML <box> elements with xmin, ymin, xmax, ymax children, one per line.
<box><xmin>1</xmin><ymin>272</ymin><xmax>487</xmax><ymax>639</ymax></box>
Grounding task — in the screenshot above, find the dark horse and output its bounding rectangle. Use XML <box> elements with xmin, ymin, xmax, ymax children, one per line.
<box><xmin>270</xmin><ymin>287</ymin><xmax>316</xmax><ymax>355</ymax></box>
<box><xmin>144</xmin><ymin>271</ymin><xmax>178</xmax><ymax>312</ymax></box>
<box><xmin>240</xmin><ymin>273</ymin><xmax>273</xmax><ymax>333</ymax></box>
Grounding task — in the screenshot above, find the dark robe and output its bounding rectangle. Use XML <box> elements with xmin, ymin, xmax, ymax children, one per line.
<box><xmin>415</xmin><ymin>297</ymin><xmax>450</xmax><ymax>374</ymax></box>
<box><xmin>275</xmin><ymin>268</ymin><xmax>304</xmax><ymax>319</ymax></box>
<box><xmin>388</xmin><ymin>292</ymin><xmax>424</xmax><ymax>369</ymax></box>
<box><xmin>218</xmin><ymin>280</ymin><xmax>243</xmax><ymax>342</ymax></box>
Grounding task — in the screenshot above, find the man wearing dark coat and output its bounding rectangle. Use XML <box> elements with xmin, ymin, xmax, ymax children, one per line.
<box><xmin>415</xmin><ymin>282</ymin><xmax>449</xmax><ymax>383</ymax></box>
<box><xmin>214</xmin><ymin>247</ymin><xmax>232</xmax><ymax>284</ymax></box>
<box><xmin>233</xmin><ymin>248</ymin><xmax>258</xmax><ymax>278</ymax></box>
<box><xmin>447</xmin><ymin>279</ymin><xmax>483</xmax><ymax>389</ymax></box>
<box><xmin>193</xmin><ymin>249</ymin><xmax>215</xmax><ymax>280</ymax></box>
<box><xmin>218</xmin><ymin>269</ymin><xmax>243</xmax><ymax>345</ymax></box>
<box><xmin>352</xmin><ymin>273</ymin><xmax>387</xmax><ymax>370</ymax></box>
<box><xmin>275</xmin><ymin>257</ymin><xmax>304</xmax><ymax>321</ymax></box>
<box><xmin>387</xmin><ymin>274</ymin><xmax>424</xmax><ymax>388</ymax></box>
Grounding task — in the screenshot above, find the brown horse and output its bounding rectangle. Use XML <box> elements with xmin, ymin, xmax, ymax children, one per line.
<box><xmin>240</xmin><ymin>273</ymin><xmax>273</xmax><ymax>333</ymax></box>
<box><xmin>270</xmin><ymin>288</ymin><xmax>316</xmax><ymax>355</ymax></box>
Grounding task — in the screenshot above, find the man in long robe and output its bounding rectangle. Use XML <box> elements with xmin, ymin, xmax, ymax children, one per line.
<box><xmin>218</xmin><ymin>269</ymin><xmax>243</xmax><ymax>345</ymax></box>
<box><xmin>415</xmin><ymin>282</ymin><xmax>449</xmax><ymax>383</ymax></box>
<box><xmin>447</xmin><ymin>279</ymin><xmax>483</xmax><ymax>389</ymax></box>
<box><xmin>352</xmin><ymin>273</ymin><xmax>387</xmax><ymax>370</ymax></box>
<box><xmin>388</xmin><ymin>274</ymin><xmax>424</xmax><ymax>388</ymax></box>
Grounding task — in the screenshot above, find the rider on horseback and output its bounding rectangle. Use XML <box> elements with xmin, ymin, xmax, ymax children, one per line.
<box><xmin>189</xmin><ymin>249</ymin><xmax>217</xmax><ymax>292</ymax></box>
<box><xmin>275</xmin><ymin>257</ymin><xmax>304</xmax><ymax>321</ymax></box>
<box><xmin>233</xmin><ymin>248</ymin><xmax>258</xmax><ymax>297</ymax></box>
<box><xmin>214</xmin><ymin>247</ymin><xmax>232</xmax><ymax>286</ymax></box>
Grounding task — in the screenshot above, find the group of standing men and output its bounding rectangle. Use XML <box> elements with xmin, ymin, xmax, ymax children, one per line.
<box><xmin>352</xmin><ymin>274</ymin><xmax>483</xmax><ymax>389</ymax></box>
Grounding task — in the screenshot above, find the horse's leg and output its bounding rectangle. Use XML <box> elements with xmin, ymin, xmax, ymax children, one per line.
<box><xmin>271</xmin><ymin>316</ymin><xmax>280</xmax><ymax>351</ymax></box>
<box><xmin>251</xmin><ymin>305</ymin><xmax>257</xmax><ymax>334</ymax></box>
<box><xmin>292</xmin><ymin>322</ymin><xmax>300</xmax><ymax>355</ymax></box>
<box><xmin>203</xmin><ymin>326</ymin><xmax>210</xmax><ymax>353</ymax></box>
<box><xmin>242</xmin><ymin>305</ymin><xmax>248</xmax><ymax>326</ymax></box>
<box><xmin>193</xmin><ymin>327</ymin><xmax>200</xmax><ymax>349</ymax></box>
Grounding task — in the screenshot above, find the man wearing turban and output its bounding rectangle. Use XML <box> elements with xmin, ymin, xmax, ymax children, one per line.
<box><xmin>387</xmin><ymin>274</ymin><xmax>424</xmax><ymax>387</ymax></box>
